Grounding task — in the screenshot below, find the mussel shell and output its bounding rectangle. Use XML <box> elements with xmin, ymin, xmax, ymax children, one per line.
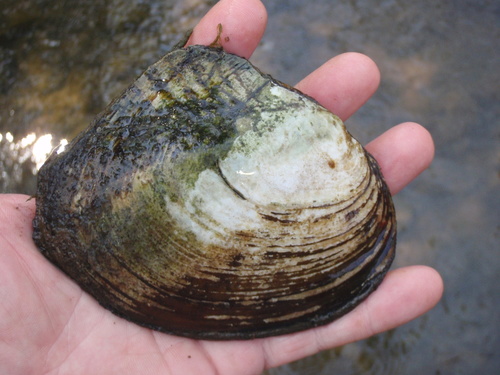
<box><xmin>33</xmin><ymin>45</ymin><xmax>396</xmax><ymax>340</ymax></box>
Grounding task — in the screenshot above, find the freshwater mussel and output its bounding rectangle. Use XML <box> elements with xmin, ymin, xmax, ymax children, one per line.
<box><xmin>33</xmin><ymin>43</ymin><xmax>396</xmax><ymax>340</ymax></box>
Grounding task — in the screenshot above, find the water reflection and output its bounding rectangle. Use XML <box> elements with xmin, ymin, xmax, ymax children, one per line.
<box><xmin>0</xmin><ymin>131</ymin><xmax>67</xmax><ymax>193</ymax></box>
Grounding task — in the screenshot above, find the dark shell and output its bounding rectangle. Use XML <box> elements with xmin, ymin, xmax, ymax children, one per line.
<box><xmin>33</xmin><ymin>45</ymin><xmax>396</xmax><ymax>340</ymax></box>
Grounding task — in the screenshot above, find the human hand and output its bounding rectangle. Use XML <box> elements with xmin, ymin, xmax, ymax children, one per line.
<box><xmin>0</xmin><ymin>1</ymin><xmax>443</xmax><ymax>374</ymax></box>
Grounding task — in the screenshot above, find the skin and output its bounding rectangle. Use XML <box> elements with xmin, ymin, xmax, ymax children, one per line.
<box><xmin>0</xmin><ymin>0</ymin><xmax>443</xmax><ymax>374</ymax></box>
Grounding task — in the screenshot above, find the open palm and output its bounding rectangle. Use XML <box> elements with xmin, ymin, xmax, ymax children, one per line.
<box><xmin>0</xmin><ymin>1</ymin><xmax>442</xmax><ymax>374</ymax></box>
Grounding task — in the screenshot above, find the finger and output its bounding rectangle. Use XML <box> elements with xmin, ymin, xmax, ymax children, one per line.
<box><xmin>295</xmin><ymin>52</ymin><xmax>380</xmax><ymax>121</ymax></box>
<box><xmin>261</xmin><ymin>265</ymin><xmax>444</xmax><ymax>368</ymax></box>
<box><xmin>365</xmin><ymin>122</ymin><xmax>435</xmax><ymax>195</ymax></box>
<box><xmin>186</xmin><ymin>0</ymin><xmax>267</xmax><ymax>59</ymax></box>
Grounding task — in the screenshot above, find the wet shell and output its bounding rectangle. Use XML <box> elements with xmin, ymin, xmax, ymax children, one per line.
<box><xmin>33</xmin><ymin>45</ymin><xmax>396</xmax><ymax>340</ymax></box>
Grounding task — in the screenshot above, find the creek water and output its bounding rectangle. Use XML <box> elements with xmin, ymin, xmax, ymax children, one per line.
<box><xmin>1</xmin><ymin>0</ymin><xmax>498</xmax><ymax>374</ymax></box>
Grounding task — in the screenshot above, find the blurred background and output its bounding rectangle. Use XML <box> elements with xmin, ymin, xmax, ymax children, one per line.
<box><xmin>0</xmin><ymin>0</ymin><xmax>498</xmax><ymax>374</ymax></box>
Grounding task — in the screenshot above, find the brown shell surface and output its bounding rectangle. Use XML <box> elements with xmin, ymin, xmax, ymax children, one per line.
<box><xmin>33</xmin><ymin>45</ymin><xmax>396</xmax><ymax>340</ymax></box>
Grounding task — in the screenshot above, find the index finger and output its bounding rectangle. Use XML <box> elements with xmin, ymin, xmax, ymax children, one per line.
<box><xmin>186</xmin><ymin>0</ymin><xmax>267</xmax><ymax>59</ymax></box>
